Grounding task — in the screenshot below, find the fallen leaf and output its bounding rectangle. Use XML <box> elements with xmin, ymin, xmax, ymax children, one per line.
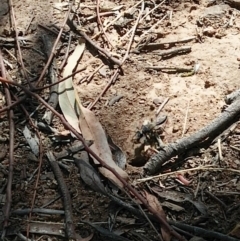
<box><xmin>23</xmin><ymin>125</ymin><xmax>39</xmax><ymax>156</ymax></box>
<box><xmin>74</xmin><ymin>151</ymin><xmax>107</xmax><ymax>195</ymax></box>
<box><xmin>79</xmin><ymin>105</ymin><xmax>128</xmax><ymax>188</ymax></box>
<box><xmin>152</xmin><ymin>188</ymin><xmax>208</xmax><ymax>216</ymax></box>
<box><xmin>58</xmin><ymin>39</ymin><xmax>85</xmax><ymax>133</ymax></box>
<box><xmin>229</xmin><ymin>223</ymin><xmax>240</xmax><ymax>238</ymax></box>
<box><xmin>108</xmin><ymin>134</ymin><xmax>126</xmax><ymax>170</ymax></box>
<box><xmin>142</xmin><ymin>191</ymin><xmax>172</xmax><ymax>241</ymax></box>
<box><xmin>161</xmin><ymin>201</ymin><xmax>185</xmax><ymax>212</ymax></box>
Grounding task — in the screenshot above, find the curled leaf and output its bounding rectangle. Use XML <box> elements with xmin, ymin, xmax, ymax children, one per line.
<box><xmin>79</xmin><ymin>105</ymin><xmax>128</xmax><ymax>188</ymax></box>
<box><xmin>58</xmin><ymin>39</ymin><xmax>85</xmax><ymax>133</ymax></box>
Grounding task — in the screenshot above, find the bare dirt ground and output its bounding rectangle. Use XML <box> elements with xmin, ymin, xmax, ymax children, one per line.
<box><xmin>1</xmin><ymin>0</ymin><xmax>240</xmax><ymax>240</ymax></box>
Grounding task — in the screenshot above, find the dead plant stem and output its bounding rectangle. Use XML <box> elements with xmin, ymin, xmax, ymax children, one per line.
<box><xmin>137</xmin><ymin>165</ymin><xmax>240</xmax><ymax>182</ymax></box>
<box><xmin>9</xmin><ymin>0</ymin><xmax>31</xmax><ymax>87</ymax></box>
<box><xmin>35</xmin><ymin>3</ymin><xmax>72</xmax><ymax>87</ymax></box>
<box><xmin>0</xmin><ymin>51</ymin><xmax>15</xmax><ymax>235</ymax></box>
<box><xmin>89</xmin><ymin>1</ymin><xmax>144</xmax><ymax>109</ymax></box>
<box><xmin>96</xmin><ymin>0</ymin><xmax>114</xmax><ymax>48</ymax></box>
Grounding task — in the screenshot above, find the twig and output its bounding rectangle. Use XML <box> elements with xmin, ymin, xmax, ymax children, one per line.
<box><xmin>137</xmin><ymin>165</ymin><xmax>240</xmax><ymax>183</ymax></box>
<box><xmin>217</xmin><ymin>138</ymin><xmax>223</xmax><ymax>162</ymax></box>
<box><xmin>230</xmin><ymin>145</ymin><xmax>240</xmax><ymax>151</ymax></box>
<box><xmin>120</xmin><ymin>0</ymin><xmax>167</xmax><ymax>42</ymax></box>
<box><xmin>96</xmin><ymin>0</ymin><xmax>114</xmax><ymax>48</ymax></box>
<box><xmin>25</xmin><ymin>15</ymin><xmax>35</xmax><ymax>34</ymax></box>
<box><xmin>182</xmin><ymin>101</ymin><xmax>190</xmax><ymax>137</ymax></box>
<box><xmin>0</xmin><ymin>76</ymin><xmax>186</xmax><ymax>241</ymax></box>
<box><xmin>145</xmin><ymin>66</ymin><xmax>193</xmax><ymax>73</ymax></box>
<box><xmin>41</xmin><ymin>34</ymin><xmax>59</xmax><ymax>124</ymax></box>
<box><xmin>0</xmin><ymin>96</ymin><xmax>26</xmax><ymax>114</ymax></box>
<box><xmin>88</xmin><ymin>69</ymin><xmax>120</xmax><ymax>109</ymax></box>
<box><xmin>123</xmin><ymin>188</ymin><xmax>163</xmax><ymax>241</ymax></box>
<box><xmin>26</xmin><ymin>128</ymin><xmax>44</xmax><ymax>237</ymax></box>
<box><xmin>139</xmin><ymin>36</ymin><xmax>196</xmax><ymax>50</ymax></box>
<box><xmin>35</xmin><ymin>3</ymin><xmax>72</xmax><ymax>87</ymax></box>
<box><xmin>142</xmin><ymin>0</ymin><xmax>166</xmax><ymax>20</ymax></box>
<box><xmin>16</xmin><ymin>233</ymin><xmax>32</xmax><ymax>241</ymax></box>
<box><xmin>139</xmin><ymin>202</ymin><xmax>163</xmax><ymax>241</ymax></box>
<box><xmin>0</xmin><ymin>50</ymin><xmax>15</xmax><ymax>237</ymax></box>
<box><xmin>156</xmin><ymin>97</ymin><xmax>169</xmax><ymax>116</ymax></box>
<box><xmin>59</xmin><ymin>33</ymin><xmax>72</xmax><ymax>71</ymax></box>
<box><xmin>144</xmin><ymin>95</ymin><xmax>240</xmax><ymax>175</ymax></box>
<box><xmin>136</xmin><ymin>14</ymin><xmax>168</xmax><ymax>47</ymax></box>
<box><xmin>153</xmin><ymin>46</ymin><xmax>192</xmax><ymax>57</ymax></box>
<box><xmin>122</xmin><ymin>1</ymin><xmax>145</xmax><ymax>64</ymax></box>
<box><xmin>67</xmin><ymin>19</ymin><xmax>121</xmax><ymax>66</ymax></box>
<box><xmin>86</xmin><ymin>11</ymin><xmax>116</xmax><ymax>21</ymax></box>
<box><xmin>88</xmin><ymin>1</ymin><xmax>144</xmax><ymax>109</ymax></box>
<box><xmin>9</xmin><ymin>0</ymin><xmax>31</xmax><ymax>88</ymax></box>
<box><xmin>12</xmin><ymin>208</ymin><xmax>65</xmax><ymax>215</ymax></box>
<box><xmin>40</xmin><ymin>195</ymin><xmax>61</xmax><ymax>208</ymax></box>
<box><xmin>86</xmin><ymin>63</ymin><xmax>104</xmax><ymax>84</ymax></box>
<box><xmin>0</xmin><ymin>68</ymin><xmax>87</xmax><ymax>115</ymax></box>
<box><xmin>92</xmin><ymin>0</ymin><xmax>144</xmax><ymax>39</ymax></box>
<box><xmin>205</xmin><ymin>190</ymin><xmax>227</xmax><ymax>210</ymax></box>
<box><xmin>46</xmin><ymin>152</ymin><xmax>76</xmax><ymax>240</ymax></box>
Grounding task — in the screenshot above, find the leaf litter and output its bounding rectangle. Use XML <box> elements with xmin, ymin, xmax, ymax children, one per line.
<box><xmin>3</xmin><ymin>1</ymin><xmax>239</xmax><ymax>240</ymax></box>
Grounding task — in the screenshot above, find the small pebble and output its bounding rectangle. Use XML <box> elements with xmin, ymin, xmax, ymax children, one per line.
<box><xmin>172</xmin><ymin>126</ymin><xmax>179</xmax><ymax>133</ymax></box>
<box><xmin>153</xmin><ymin>97</ymin><xmax>164</xmax><ymax>106</ymax></box>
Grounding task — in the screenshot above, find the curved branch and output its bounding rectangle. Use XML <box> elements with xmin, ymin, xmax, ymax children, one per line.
<box><xmin>144</xmin><ymin>96</ymin><xmax>240</xmax><ymax>175</ymax></box>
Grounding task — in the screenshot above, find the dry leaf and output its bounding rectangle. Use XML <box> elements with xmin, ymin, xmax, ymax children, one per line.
<box><xmin>108</xmin><ymin>134</ymin><xmax>126</xmax><ymax>170</ymax></box>
<box><xmin>79</xmin><ymin>105</ymin><xmax>128</xmax><ymax>188</ymax></box>
<box><xmin>229</xmin><ymin>223</ymin><xmax>240</xmax><ymax>238</ymax></box>
<box><xmin>77</xmin><ymin>233</ymin><xmax>94</xmax><ymax>241</ymax></box>
<box><xmin>23</xmin><ymin>125</ymin><xmax>39</xmax><ymax>156</ymax></box>
<box><xmin>143</xmin><ymin>191</ymin><xmax>172</xmax><ymax>241</ymax></box>
<box><xmin>74</xmin><ymin>151</ymin><xmax>107</xmax><ymax>195</ymax></box>
<box><xmin>58</xmin><ymin>39</ymin><xmax>85</xmax><ymax>133</ymax></box>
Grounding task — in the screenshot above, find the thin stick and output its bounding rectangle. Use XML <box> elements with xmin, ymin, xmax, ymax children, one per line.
<box><xmin>136</xmin><ymin>14</ymin><xmax>168</xmax><ymax>47</ymax></box>
<box><xmin>120</xmin><ymin>0</ymin><xmax>167</xmax><ymax>42</ymax></box>
<box><xmin>9</xmin><ymin>0</ymin><xmax>31</xmax><ymax>87</ymax></box>
<box><xmin>92</xmin><ymin>0</ymin><xmax>144</xmax><ymax>39</ymax></box>
<box><xmin>96</xmin><ymin>0</ymin><xmax>114</xmax><ymax>48</ymax></box>
<box><xmin>122</xmin><ymin>1</ymin><xmax>145</xmax><ymax>63</ymax></box>
<box><xmin>182</xmin><ymin>101</ymin><xmax>190</xmax><ymax>137</ymax></box>
<box><xmin>0</xmin><ymin>50</ymin><xmax>15</xmax><ymax>234</ymax></box>
<box><xmin>217</xmin><ymin>138</ymin><xmax>223</xmax><ymax>162</ymax></box>
<box><xmin>26</xmin><ymin>130</ymin><xmax>43</xmax><ymax>237</ymax></box>
<box><xmin>156</xmin><ymin>97</ymin><xmax>169</xmax><ymax>116</ymax></box>
<box><xmin>230</xmin><ymin>145</ymin><xmax>240</xmax><ymax>151</ymax></box>
<box><xmin>137</xmin><ymin>165</ymin><xmax>240</xmax><ymax>183</ymax></box>
<box><xmin>59</xmin><ymin>33</ymin><xmax>72</xmax><ymax>71</ymax></box>
<box><xmin>88</xmin><ymin>1</ymin><xmax>145</xmax><ymax>109</ymax></box>
<box><xmin>86</xmin><ymin>63</ymin><xmax>104</xmax><ymax>83</ymax></box>
<box><xmin>140</xmin><ymin>0</ymin><xmax>167</xmax><ymax>23</ymax></box>
<box><xmin>67</xmin><ymin>19</ymin><xmax>121</xmax><ymax>66</ymax></box>
<box><xmin>35</xmin><ymin>4</ymin><xmax>72</xmax><ymax>87</ymax></box>
<box><xmin>47</xmin><ymin>152</ymin><xmax>76</xmax><ymax>239</ymax></box>
<box><xmin>123</xmin><ymin>189</ymin><xmax>163</xmax><ymax>241</ymax></box>
<box><xmin>88</xmin><ymin>69</ymin><xmax>119</xmax><ymax>109</ymax></box>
